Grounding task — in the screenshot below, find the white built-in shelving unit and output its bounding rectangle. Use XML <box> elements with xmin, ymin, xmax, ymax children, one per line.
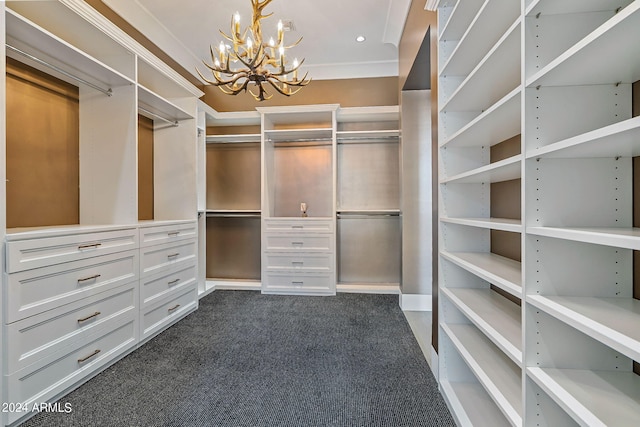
<box><xmin>437</xmin><ymin>0</ymin><xmax>640</xmax><ymax>425</ymax></box>
<box><xmin>1</xmin><ymin>1</ymin><xmax>203</xmax><ymax>425</ymax></box>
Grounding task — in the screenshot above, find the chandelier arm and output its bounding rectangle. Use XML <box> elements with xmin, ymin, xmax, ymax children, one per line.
<box><xmin>271</xmin><ymin>57</ymin><xmax>306</xmax><ymax>77</ymax></box>
<box><xmin>269</xmin><ymin>73</ymin><xmax>310</xmax><ymax>87</ymax></box>
<box><xmin>284</xmin><ymin>37</ymin><xmax>304</xmax><ymax>49</ymax></box>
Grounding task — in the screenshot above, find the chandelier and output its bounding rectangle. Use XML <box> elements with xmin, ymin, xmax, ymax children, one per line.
<box><xmin>197</xmin><ymin>0</ymin><xmax>310</xmax><ymax>101</ymax></box>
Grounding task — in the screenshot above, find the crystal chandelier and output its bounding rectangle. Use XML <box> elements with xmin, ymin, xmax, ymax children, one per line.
<box><xmin>197</xmin><ymin>0</ymin><xmax>310</xmax><ymax>101</ymax></box>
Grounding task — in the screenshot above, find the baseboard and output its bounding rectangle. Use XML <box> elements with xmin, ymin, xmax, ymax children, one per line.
<box><xmin>336</xmin><ymin>283</ymin><xmax>400</xmax><ymax>294</ymax></box>
<box><xmin>399</xmin><ymin>292</ymin><xmax>432</xmax><ymax>311</ymax></box>
<box><xmin>208</xmin><ymin>279</ymin><xmax>262</xmax><ymax>291</ymax></box>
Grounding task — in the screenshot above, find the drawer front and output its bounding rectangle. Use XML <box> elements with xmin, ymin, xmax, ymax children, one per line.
<box><xmin>6</xmin><ymin>317</ymin><xmax>136</xmax><ymax>425</ymax></box>
<box><xmin>264</xmin><ymin>234</ymin><xmax>332</xmax><ymax>252</ymax></box>
<box><xmin>141</xmin><ymin>284</ymin><xmax>197</xmax><ymax>341</ymax></box>
<box><xmin>6</xmin><ymin>249</ymin><xmax>139</xmax><ymax>323</ymax></box>
<box><xmin>140</xmin><ymin>239</ymin><xmax>197</xmax><ymax>278</ymax></box>
<box><xmin>265</xmin><ymin>253</ymin><xmax>332</xmax><ymax>272</ymax></box>
<box><xmin>264</xmin><ymin>219</ymin><xmax>333</xmax><ymax>233</ymax></box>
<box><xmin>6</xmin><ymin>283</ymin><xmax>137</xmax><ymax>375</ymax></box>
<box><xmin>6</xmin><ymin>228</ymin><xmax>138</xmax><ymax>273</ymax></box>
<box><xmin>263</xmin><ymin>272</ymin><xmax>334</xmax><ymax>294</ymax></box>
<box><xmin>139</xmin><ymin>221</ymin><xmax>198</xmax><ymax>248</ymax></box>
<box><xmin>140</xmin><ymin>263</ymin><xmax>197</xmax><ymax>307</ymax></box>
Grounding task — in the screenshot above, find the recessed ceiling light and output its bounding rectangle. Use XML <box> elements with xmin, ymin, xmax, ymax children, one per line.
<box><xmin>356</xmin><ymin>35</ymin><xmax>366</xmax><ymax>43</ymax></box>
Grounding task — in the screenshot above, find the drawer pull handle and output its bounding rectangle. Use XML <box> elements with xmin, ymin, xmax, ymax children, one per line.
<box><xmin>167</xmin><ymin>253</ymin><xmax>180</xmax><ymax>258</ymax></box>
<box><xmin>292</xmin><ymin>281</ymin><xmax>304</xmax><ymax>286</ymax></box>
<box><xmin>78</xmin><ymin>274</ymin><xmax>101</xmax><ymax>283</ymax></box>
<box><xmin>168</xmin><ymin>279</ymin><xmax>180</xmax><ymax>285</ymax></box>
<box><xmin>168</xmin><ymin>304</ymin><xmax>181</xmax><ymax>312</ymax></box>
<box><xmin>168</xmin><ymin>231</ymin><xmax>180</xmax><ymax>236</ymax></box>
<box><xmin>292</xmin><ymin>225</ymin><xmax>304</xmax><ymax>229</ymax></box>
<box><xmin>78</xmin><ymin>243</ymin><xmax>101</xmax><ymax>250</ymax></box>
<box><xmin>78</xmin><ymin>311</ymin><xmax>101</xmax><ymax>323</ymax></box>
<box><xmin>292</xmin><ymin>261</ymin><xmax>304</xmax><ymax>266</ymax></box>
<box><xmin>78</xmin><ymin>349</ymin><xmax>101</xmax><ymax>363</ymax></box>
<box><xmin>291</xmin><ymin>242</ymin><xmax>304</xmax><ymax>246</ymax></box>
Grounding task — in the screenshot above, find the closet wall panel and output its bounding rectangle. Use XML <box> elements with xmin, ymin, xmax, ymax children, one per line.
<box><xmin>6</xmin><ymin>58</ymin><xmax>79</xmax><ymax>228</ymax></box>
<box><xmin>138</xmin><ymin>115</ymin><xmax>154</xmax><ymax>220</ymax></box>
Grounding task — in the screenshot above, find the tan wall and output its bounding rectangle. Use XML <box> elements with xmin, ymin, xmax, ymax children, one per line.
<box><xmin>6</xmin><ymin>58</ymin><xmax>80</xmax><ymax>228</ymax></box>
<box><xmin>202</xmin><ymin>77</ymin><xmax>398</xmax><ymax>112</ymax></box>
<box><xmin>138</xmin><ymin>115</ymin><xmax>154</xmax><ymax>221</ymax></box>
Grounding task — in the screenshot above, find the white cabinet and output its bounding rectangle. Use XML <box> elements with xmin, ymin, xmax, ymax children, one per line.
<box><xmin>259</xmin><ymin>105</ymin><xmax>338</xmax><ymax>295</ymax></box>
<box><xmin>138</xmin><ymin>221</ymin><xmax>198</xmax><ymax>342</ymax></box>
<box><xmin>436</xmin><ymin>0</ymin><xmax>640</xmax><ymax>425</ymax></box>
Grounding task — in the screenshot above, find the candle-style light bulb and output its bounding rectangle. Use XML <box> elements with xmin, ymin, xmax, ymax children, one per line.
<box><xmin>269</xmin><ymin>37</ymin><xmax>275</xmax><ymax>47</ymax></box>
<box><xmin>247</xmin><ymin>38</ymin><xmax>253</xmax><ymax>56</ymax></box>
<box><xmin>219</xmin><ymin>41</ymin><xmax>226</xmax><ymax>63</ymax></box>
<box><xmin>214</xmin><ymin>58</ymin><xmax>221</xmax><ymax>68</ymax></box>
<box><xmin>234</xmin><ymin>12</ymin><xmax>240</xmax><ymax>35</ymax></box>
<box><xmin>277</xmin><ymin>20</ymin><xmax>284</xmax><ymax>44</ymax></box>
<box><xmin>292</xmin><ymin>58</ymin><xmax>299</xmax><ymax>81</ymax></box>
<box><xmin>279</xmin><ymin>45</ymin><xmax>285</xmax><ymax>67</ymax></box>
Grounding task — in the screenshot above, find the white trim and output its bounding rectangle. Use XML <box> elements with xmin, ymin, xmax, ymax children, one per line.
<box><xmin>383</xmin><ymin>0</ymin><xmax>412</xmax><ymax>47</ymax></box>
<box><xmin>430</xmin><ymin>346</ymin><xmax>439</xmax><ymax>379</ymax></box>
<box><xmin>337</xmin><ymin>283</ymin><xmax>401</xmax><ymax>294</ymax></box>
<box><xmin>211</xmin><ymin>280</ymin><xmax>262</xmax><ymax>291</ymax></box>
<box><xmin>399</xmin><ymin>292</ymin><xmax>433</xmax><ymax>311</ymax></box>
<box><xmin>425</xmin><ymin>0</ymin><xmax>438</xmax><ymax>12</ymax></box>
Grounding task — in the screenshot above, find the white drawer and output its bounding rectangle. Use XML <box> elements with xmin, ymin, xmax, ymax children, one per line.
<box><xmin>140</xmin><ymin>239</ymin><xmax>197</xmax><ymax>278</ymax></box>
<box><xmin>6</xmin><ymin>316</ymin><xmax>136</xmax><ymax>425</ymax></box>
<box><xmin>6</xmin><ymin>249</ymin><xmax>139</xmax><ymax>323</ymax></box>
<box><xmin>264</xmin><ymin>219</ymin><xmax>333</xmax><ymax>233</ymax></box>
<box><xmin>139</xmin><ymin>221</ymin><xmax>197</xmax><ymax>248</ymax></box>
<box><xmin>6</xmin><ymin>227</ymin><xmax>138</xmax><ymax>273</ymax></box>
<box><xmin>265</xmin><ymin>253</ymin><xmax>332</xmax><ymax>272</ymax></box>
<box><xmin>5</xmin><ymin>283</ymin><xmax>136</xmax><ymax>375</ymax></box>
<box><xmin>264</xmin><ymin>234</ymin><xmax>332</xmax><ymax>252</ymax></box>
<box><xmin>263</xmin><ymin>272</ymin><xmax>334</xmax><ymax>294</ymax></box>
<box><xmin>140</xmin><ymin>263</ymin><xmax>197</xmax><ymax>308</ymax></box>
<box><xmin>141</xmin><ymin>284</ymin><xmax>197</xmax><ymax>341</ymax></box>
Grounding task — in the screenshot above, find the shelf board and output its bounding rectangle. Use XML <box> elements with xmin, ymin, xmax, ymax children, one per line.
<box><xmin>336</xmin><ymin>130</ymin><xmax>399</xmax><ymax>141</ymax></box>
<box><xmin>526</xmin><ymin>3</ymin><xmax>640</xmax><ymax>87</ymax></box>
<box><xmin>527</xmin><ymin>226</ymin><xmax>640</xmax><ymax>250</ymax></box>
<box><xmin>441</xmin><ymin>251</ymin><xmax>522</xmax><ymax>298</ymax></box>
<box><xmin>527</xmin><ymin>367</ymin><xmax>640</xmax><ymax>426</ymax></box>
<box><xmin>206</xmin><ymin>134</ymin><xmax>261</xmax><ymax>144</ymax></box>
<box><xmin>526</xmin><ymin>115</ymin><xmax>640</xmax><ymax>159</ymax></box>
<box><xmin>440</xmin><ymin>217</ymin><xmax>523</xmax><ymax>233</ymax></box>
<box><xmin>528</xmin><ymin>295</ymin><xmax>640</xmax><ymax>362</ymax></box>
<box><xmin>440</xmin><ymin>381</ymin><xmax>512</xmax><ymax>427</ymax></box>
<box><xmin>440</xmin><ymin>88</ymin><xmax>521</xmax><ymax>148</ymax></box>
<box><xmin>441</xmin><ymin>155</ymin><xmax>522</xmax><ymax>184</ymax></box>
<box><xmin>526</xmin><ymin>0</ymin><xmax>632</xmax><ymax>17</ymax></box>
<box><xmin>442</xmin><ymin>287</ymin><xmax>522</xmax><ymax>365</ymax></box>
<box><xmin>337</xmin><ymin>209</ymin><xmax>400</xmax><ymax>217</ymax></box>
<box><xmin>441</xmin><ymin>19</ymin><xmax>521</xmax><ymax>113</ymax></box>
<box><xmin>438</xmin><ymin>0</ymin><xmax>484</xmax><ymax>43</ymax></box>
<box><xmin>439</xmin><ymin>0</ymin><xmax>521</xmax><ymax>77</ymax></box>
<box><xmin>443</xmin><ymin>324</ymin><xmax>522</xmax><ymax>425</ymax></box>
<box><xmin>138</xmin><ymin>85</ymin><xmax>193</xmax><ymax>122</ymax></box>
<box><xmin>5</xmin><ymin>9</ymin><xmax>134</xmax><ymax>89</ymax></box>
<box><xmin>206</xmin><ymin>209</ymin><xmax>261</xmax><ymax>218</ymax></box>
<box><xmin>264</xmin><ymin>128</ymin><xmax>333</xmax><ymax>142</ymax></box>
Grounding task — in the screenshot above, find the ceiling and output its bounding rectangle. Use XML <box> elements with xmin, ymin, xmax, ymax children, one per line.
<box><xmin>102</xmin><ymin>0</ymin><xmax>412</xmax><ymax>83</ymax></box>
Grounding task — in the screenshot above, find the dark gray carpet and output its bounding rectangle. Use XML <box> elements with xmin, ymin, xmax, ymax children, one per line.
<box><xmin>20</xmin><ymin>291</ymin><xmax>454</xmax><ymax>427</ymax></box>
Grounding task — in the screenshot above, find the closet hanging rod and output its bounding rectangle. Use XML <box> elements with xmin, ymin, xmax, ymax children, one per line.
<box><xmin>138</xmin><ymin>107</ymin><xmax>179</xmax><ymax>127</ymax></box>
<box><xmin>269</xmin><ymin>137</ymin><xmax>333</xmax><ymax>143</ymax></box>
<box><xmin>206</xmin><ymin>212</ymin><xmax>261</xmax><ymax>218</ymax></box>
<box><xmin>337</xmin><ymin>136</ymin><xmax>400</xmax><ymax>143</ymax></box>
<box><xmin>337</xmin><ymin>211</ymin><xmax>400</xmax><ymax>218</ymax></box>
<box><xmin>6</xmin><ymin>44</ymin><xmax>113</xmax><ymax>97</ymax></box>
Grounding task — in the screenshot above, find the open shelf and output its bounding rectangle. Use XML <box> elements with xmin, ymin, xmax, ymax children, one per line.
<box><xmin>527</xmin><ymin>226</ymin><xmax>640</xmax><ymax>251</ymax></box>
<box><xmin>443</xmin><ymin>323</ymin><xmax>522</xmax><ymax>426</ymax></box>
<box><xmin>526</xmin><ymin>115</ymin><xmax>640</xmax><ymax>159</ymax></box>
<box><xmin>440</xmin><ymin>19</ymin><xmax>520</xmax><ymax>113</ymax></box>
<box><xmin>528</xmin><ymin>295</ymin><xmax>640</xmax><ymax>362</ymax></box>
<box><xmin>526</xmin><ymin>0</ymin><xmax>634</xmax><ymax>21</ymax></box>
<box><xmin>441</xmin><ymin>155</ymin><xmax>521</xmax><ymax>184</ymax></box>
<box><xmin>5</xmin><ymin>9</ymin><xmax>134</xmax><ymax>91</ymax></box>
<box><xmin>441</xmin><ymin>251</ymin><xmax>522</xmax><ymax>297</ymax></box>
<box><xmin>438</xmin><ymin>0</ymin><xmax>484</xmax><ymax>43</ymax></box>
<box><xmin>526</xmin><ymin>3</ymin><xmax>640</xmax><ymax>88</ymax></box>
<box><xmin>264</xmin><ymin>128</ymin><xmax>333</xmax><ymax>143</ymax></box>
<box><xmin>527</xmin><ymin>367</ymin><xmax>640</xmax><ymax>426</ymax></box>
<box><xmin>439</xmin><ymin>0</ymin><xmax>520</xmax><ymax>77</ymax></box>
<box><xmin>206</xmin><ymin>134</ymin><xmax>261</xmax><ymax>144</ymax></box>
<box><xmin>336</xmin><ymin>130</ymin><xmax>399</xmax><ymax>141</ymax></box>
<box><xmin>442</xmin><ymin>287</ymin><xmax>522</xmax><ymax>364</ymax></box>
<box><xmin>138</xmin><ymin>85</ymin><xmax>193</xmax><ymax>122</ymax></box>
<box><xmin>441</xmin><ymin>380</ymin><xmax>512</xmax><ymax>427</ymax></box>
<box><xmin>440</xmin><ymin>217</ymin><xmax>522</xmax><ymax>233</ymax></box>
<box><xmin>440</xmin><ymin>88</ymin><xmax>521</xmax><ymax>148</ymax></box>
